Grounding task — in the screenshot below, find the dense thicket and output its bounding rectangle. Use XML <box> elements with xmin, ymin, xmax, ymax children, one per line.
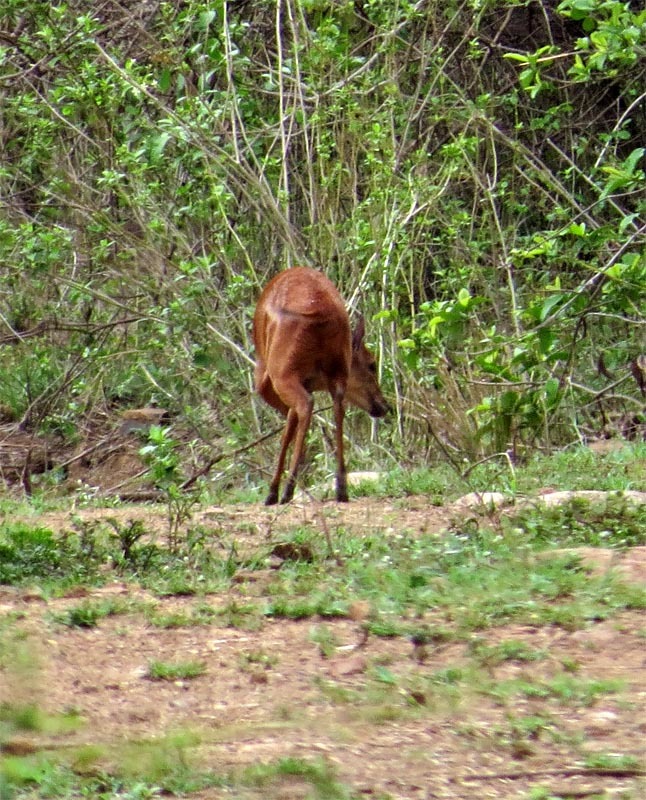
<box><xmin>0</xmin><ymin>0</ymin><xmax>644</xmax><ymax>485</ymax></box>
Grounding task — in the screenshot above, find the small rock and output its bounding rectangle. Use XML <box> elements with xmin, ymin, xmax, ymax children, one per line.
<box><xmin>1</xmin><ymin>737</ymin><xmax>38</xmax><ymax>756</ymax></box>
<box><xmin>328</xmin><ymin>654</ymin><xmax>367</xmax><ymax>678</ymax></box>
<box><xmin>348</xmin><ymin>600</ymin><xmax>371</xmax><ymax>622</ymax></box>
<box><xmin>347</xmin><ymin>471</ymin><xmax>383</xmax><ymax>486</ymax></box>
<box><xmin>584</xmin><ymin>710</ymin><xmax>619</xmax><ymax>737</ymax></box>
<box><xmin>119</xmin><ymin>407</ymin><xmax>169</xmax><ymax>435</ymax></box>
<box><xmin>451</xmin><ymin>492</ymin><xmax>510</xmax><ymax>511</ymax></box>
<box><xmin>532</xmin><ymin>490</ymin><xmax>646</xmax><ymax>508</ymax></box>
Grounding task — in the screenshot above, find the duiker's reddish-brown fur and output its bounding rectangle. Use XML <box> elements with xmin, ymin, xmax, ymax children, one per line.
<box><xmin>253</xmin><ymin>267</ymin><xmax>388</xmax><ymax>505</ymax></box>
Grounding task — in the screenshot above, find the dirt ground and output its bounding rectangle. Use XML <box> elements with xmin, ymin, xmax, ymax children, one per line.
<box><xmin>2</xmin><ymin>493</ymin><xmax>646</xmax><ymax>800</ymax></box>
<box><xmin>1</xmin><ymin>425</ymin><xmax>645</xmax><ymax>798</ymax></box>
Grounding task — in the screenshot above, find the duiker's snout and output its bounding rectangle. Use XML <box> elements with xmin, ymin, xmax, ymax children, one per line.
<box><xmin>369</xmin><ymin>397</ymin><xmax>390</xmax><ymax>418</ymax></box>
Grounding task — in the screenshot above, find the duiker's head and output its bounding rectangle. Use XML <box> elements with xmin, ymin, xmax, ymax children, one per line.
<box><xmin>346</xmin><ymin>316</ymin><xmax>389</xmax><ymax>418</ymax></box>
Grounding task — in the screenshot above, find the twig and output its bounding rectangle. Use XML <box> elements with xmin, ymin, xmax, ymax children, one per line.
<box><xmin>101</xmin><ymin>467</ymin><xmax>150</xmax><ymax>496</ymax></box>
<box><xmin>461</xmin><ymin>766</ymin><xmax>645</xmax><ymax>782</ymax></box>
<box><xmin>57</xmin><ymin>440</ymin><xmax>121</xmax><ymax>470</ymax></box>
<box><xmin>461</xmin><ymin>451</ymin><xmax>515</xmax><ymax>479</ymax></box>
<box><xmin>309</xmin><ymin>498</ymin><xmax>344</xmax><ymax>567</ymax></box>
<box><xmin>0</xmin><ymin>317</ymin><xmax>142</xmax><ymax>345</ymax></box>
<box><xmin>180</xmin><ymin>425</ymin><xmax>284</xmax><ymax>490</ymax></box>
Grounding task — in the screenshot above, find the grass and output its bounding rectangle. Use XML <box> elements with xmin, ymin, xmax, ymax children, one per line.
<box><xmin>469</xmin><ymin>638</ymin><xmax>548</xmax><ymax>666</ymax></box>
<box><xmin>239</xmin><ymin>756</ymin><xmax>351</xmax><ymax>798</ymax></box>
<box><xmin>50</xmin><ymin>597</ymin><xmax>136</xmax><ymax>629</ymax></box>
<box><xmin>257</xmin><ymin>518</ymin><xmax>646</xmax><ymax>635</ymax></box>
<box><xmin>146</xmin><ymin>659</ymin><xmax>206</xmax><ymax>681</ymax></box>
<box><xmin>147</xmin><ymin>601</ymin><xmax>226</xmax><ymax>629</ymax></box>
<box><xmin>348</xmin><ymin>442</ymin><xmax>645</xmax><ymax>501</ymax></box>
<box><xmin>1</xmin><ymin>735</ymin><xmax>352</xmax><ymax>800</ymax></box>
<box><xmin>484</xmin><ymin>672</ymin><xmax>626</xmax><ymax>711</ymax></box>
<box><xmin>0</xmin><ymin>701</ymin><xmax>82</xmax><ymax>751</ymax></box>
<box><xmin>505</xmin><ymin>495</ymin><xmax>646</xmax><ymax>549</ymax></box>
<box><xmin>583</xmin><ymin>752</ymin><xmax>641</xmax><ymax>770</ymax></box>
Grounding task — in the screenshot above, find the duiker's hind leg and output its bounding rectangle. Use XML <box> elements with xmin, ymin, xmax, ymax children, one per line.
<box><xmin>266</xmin><ymin>409</ymin><xmax>297</xmax><ymax>505</ymax></box>
<box><xmin>269</xmin><ymin>376</ymin><xmax>314</xmax><ymax>504</ymax></box>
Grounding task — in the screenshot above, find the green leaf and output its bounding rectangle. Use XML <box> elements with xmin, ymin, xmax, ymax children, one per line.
<box><xmin>544</xmin><ymin>377</ymin><xmax>560</xmax><ymax>405</ymax></box>
<box><xmin>373</xmin><ymin>666</ymin><xmax>397</xmax><ymax>684</ymax></box>
<box><xmin>566</xmin><ymin>222</ymin><xmax>586</xmax><ymax>236</ymax></box>
<box><xmin>623</xmin><ymin>147</ymin><xmax>645</xmax><ymax>175</ymax></box>
<box><xmin>503</xmin><ymin>53</ymin><xmax>530</xmax><ymax>64</ymax></box>
<box><xmin>539</xmin><ymin>293</ymin><xmax>568</xmax><ymax>322</ymax></box>
<box><xmin>158</xmin><ymin>68</ymin><xmax>172</xmax><ymax>93</ymax></box>
<box><xmin>457</xmin><ymin>288</ymin><xmax>471</xmax><ymax>307</ymax></box>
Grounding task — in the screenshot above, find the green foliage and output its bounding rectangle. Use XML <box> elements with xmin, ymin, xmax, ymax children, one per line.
<box><xmin>0</xmin><ymin>524</ymin><xmax>106</xmax><ymax>586</ymax></box>
<box><xmin>469</xmin><ymin>639</ymin><xmax>547</xmax><ymax>667</ymax></box>
<box><xmin>0</xmin><ymin>516</ymin><xmax>232</xmax><ymax>596</ymax></box>
<box><xmin>583</xmin><ymin>752</ymin><xmax>641</xmax><ymax>771</ymax></box>
<box><xmin>505</xmin><ymin>495</ymin><xmax>646</xmax><ymax>549</ymax></box>
<box><xmin>0</xmin><ymin>0</ymin><xmax>643</xmax><ymax>486</ymax></box>
<box><xmin>139</xmin><ymin>426</ymin><xmax>201</xmax><ymax>548</ymax></box>
<box><xmin>253</xmin><ymin>492</ymin><xmax>646</xmax><ymax>632</ymax></box>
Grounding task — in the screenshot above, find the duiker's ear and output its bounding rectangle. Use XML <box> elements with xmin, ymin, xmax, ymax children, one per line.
<box><xmin>352</xmin><ymin>315</ymin><xmax>366</xmax><ymax>351</ymax></box>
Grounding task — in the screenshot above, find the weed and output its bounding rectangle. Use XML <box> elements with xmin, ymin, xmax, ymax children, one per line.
<box><xmin>0</xmin><ymin>524</ymin><xmax>99</xmax><ymax>586</ymax></box>
<box><xmin>371</xmin><ymin>665</ymin><xmax>397</xmax><ymax>685</ymax></box>
<box><xmin>105</xmin><ymin>517</ymin><xmax>149</xmax><ymax>565</ymax></box>
<box><xmin>216</xmin><ymin>600</ymin><xmax>263</xmax><ymax>630</ymax></box>
<box><xmin>148</xmin><ymin>602</ymin><xmax>219</xmax><ymax>629</ymax></box>
<box><xmin>526</xmin><ymin>784</ymin><xmax>562</xmax><ymax>800</ymax></box>
<box><xmin>148</xmin><ymin>610</ymin><xmax>193</xmax><ymax>628</ymax></box>
<box><xmin>313</xmin><ymin>677</ymin><xmax>358</xmax><ymax>705</ymax></box>
<box><xmin>583</xmin><ymin>752</ymin><xmax>641</xmax><ymax>771</ymax></box>
<box><xmin>490</xmin><ymin>674</ymin><xmax>624</xmax><ymax>707</ymax></box>
<box><xmin>117</xmin><ymin>730</ymin><xmax>209</xmax><ymax>789</ymax></box>
<box><xmin>507</xmin><ymin>714</ymin><xmax>556</xmax><ymax>741</ymax></box>
<box><xmin>264</xmin><ymin>598</ymin><xmax>315</xmax><ymax>619</ymax></box>
<box><xmin>469</xmin><ymin>639</ymin><xmax>547</xmax><ymax>667</ymax></box>
<box><xmin>139</xmin><ymin>426</ymin><xmax>201</xmax><ymax>550</ymax></box>
<box><xmin>239</xmin><ymin>649</ymin><xmax>278</xmax><ymax>670</ymax></box>
<box><xmin>51</xmin><ymin>598</ymin><xmax>130</xmax><ymax>628</ymax></box>
<box><xmin>368</xmin><ymin>618</ymin><xmax>404</xmax><ymax>638</ymax></box>
<box><xmin>0</xmin><ymin>702</ymin><xmax>82</xmax><ymax>741</ymax></box>
<box><xmin>309</xmin><ymin>624</ymin><xmax>340</xmax><ymax>658</ymax></box>
<box><xmin>146</xmin><ymin>660</ymin><xmax>206</xmax><ymax>681</ymax></box>
<box><xmin>240</xmin><ymin>756</ymin><xmax>351</xmax><ymax>798</ymax></box>
<box><xmin>430</xmin><ymin>666</ymin><xmax>466</xmax><ymax>685</ymax></box>
<box><xmin>0</xmin><ymin>702</ymin><xmax>42</xmax><ymax>732</ymax></box>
